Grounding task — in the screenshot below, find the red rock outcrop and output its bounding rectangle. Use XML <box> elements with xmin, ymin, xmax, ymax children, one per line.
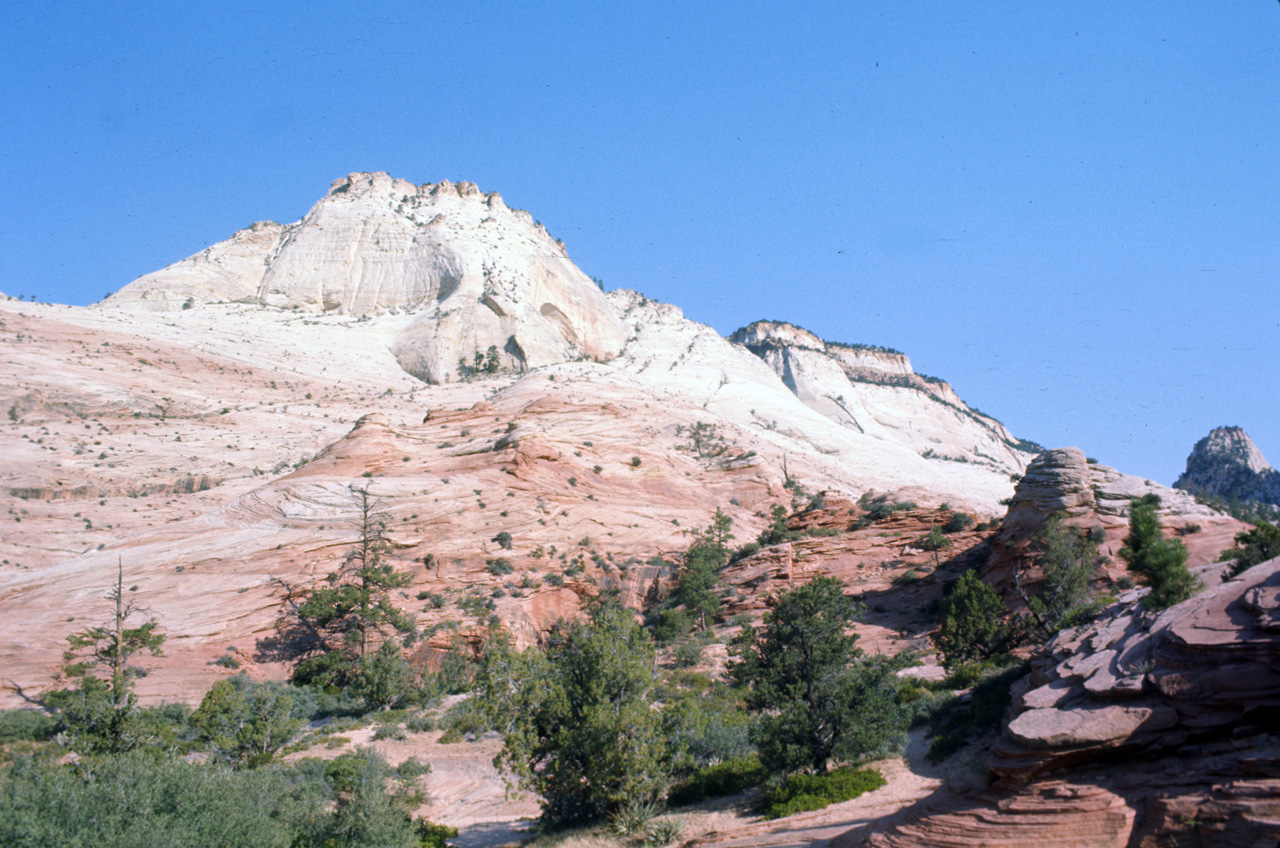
<box><xmin>849</xmin><ymin>559</ymin><xmax>1280</xmax><ymax>847</ymax></box>
<box><xmin>985</xmin><ymin>447</ymin><xmax>1248</xmax><ymax>604</ymax></box>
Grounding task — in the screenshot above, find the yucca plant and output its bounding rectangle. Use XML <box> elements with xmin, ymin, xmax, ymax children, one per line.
<box><xmin>645</xmin><ymin>816</ymin><xmax>685</xmax><ymax>847</ymax></box>
<box><xmin>609</xmin><ymin>798</ymin><xmax>662</xmax><ymax>837</ymax></box>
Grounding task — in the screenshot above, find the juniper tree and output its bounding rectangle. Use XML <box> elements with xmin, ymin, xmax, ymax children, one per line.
<box><xmin>729</xmin><ymin>576</ymin><xmax>913</xmax><ymax>774</ymax></box>
<box><xmin>1222</xmin><ymin>520</ymin><xmax>1280</xmax><ymax>577</ymax></box>
<box><xmin>1120</xmin><ymin>496</ymin><xmax>1199</xmax><ymax>610</ymax></box>
<box><xmin>481</xmin><ymin>602</ymin><xmax>667</xmax><ymax>824</ymax></box>
<box><xmin>1019</xmin><ymin>516</ymin><xmax>1102</xmax><ymax>639</ymax></box>
<box><xmin>933</xmin><ymin>570</ymin><xmax>1016</xmax><ymax>670</ymax></box>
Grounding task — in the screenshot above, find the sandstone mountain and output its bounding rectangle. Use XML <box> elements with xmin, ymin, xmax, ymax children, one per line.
<box><xmin>1174</xmin><ymin>425</ymin><xmax>1280</xmax><ymax>508</ymax></box>
<box><xmin>1</xmin><ymin>172</ymin><xmax>1044</xmax><ymax>706</ymax></box>
<box><xmin>104</xmin><ymin>172</ymin><xmax>628</xmax><ymax>383</ymax></box>
<box><xmin>983</xmin><ymin>447</ymin><xmax>1246</xmax><ymax>603</ymax></box>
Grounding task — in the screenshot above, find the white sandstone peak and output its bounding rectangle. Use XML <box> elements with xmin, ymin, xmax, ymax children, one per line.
<box><xmin>103</xmin><ymin>171</ymin><xmax>627</xmax><ymax>383</ymax></box>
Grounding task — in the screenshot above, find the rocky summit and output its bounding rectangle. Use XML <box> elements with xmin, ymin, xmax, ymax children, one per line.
<box><xmin>1175</xmin><ymin>425</ymin><xmax>1280</xmax><ymax>508</ymax></box>
<box><xmin>104</xmin><ymin>172</ymin><xmax>628</xmax><ymax>384</ymax></box>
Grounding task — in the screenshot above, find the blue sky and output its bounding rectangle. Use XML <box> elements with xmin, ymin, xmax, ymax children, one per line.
<box><xmin>3</xmin><ymin>2</ymin><xmax>1278</xmax><ymax>486</ymax></box>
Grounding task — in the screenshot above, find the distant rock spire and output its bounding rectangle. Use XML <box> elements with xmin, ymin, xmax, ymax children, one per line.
<box><xmin>1174</xmin><ymin>426</ymin><xmax>1280</xmax><ymax>506</ymax></box>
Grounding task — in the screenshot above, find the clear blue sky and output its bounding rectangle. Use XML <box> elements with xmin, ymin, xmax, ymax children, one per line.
<box><xmin>3</xmin><ymin>1</ymin><xmax>1278</xmax><ymax>486</ymax></box>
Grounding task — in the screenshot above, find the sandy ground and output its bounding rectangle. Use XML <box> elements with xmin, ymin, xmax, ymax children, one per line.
<box><xmin>439</xmin><ymin>727</ymin><xmax>953</xmax><ymax>848</ymax></box>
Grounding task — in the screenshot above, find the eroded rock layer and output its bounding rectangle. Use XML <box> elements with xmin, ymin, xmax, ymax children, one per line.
<box><xmin>851</xmin><ymin>559</ymin><xmax>1280</xmax><ymax>848</ymax></box>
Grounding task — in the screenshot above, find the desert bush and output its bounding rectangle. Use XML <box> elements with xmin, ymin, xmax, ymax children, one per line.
<box><xmin>925</xmin><ymin>662</ymin><xmax>1027</xmax><ymax>762</ymax></box>
<box><xmin>485</xmin><ymin>558</ymin><xmax>513</xmax><ymax>575</ymax></box>
<box><xmin>0</xmin><ymin>747</ymin><xmax>429</xmax><ymax>848</ymax></box>
<box><xmin>757</xmin><ymin>767</ymin><xmax>886</xmax><ymax>819</ymax></box>
<box><xmin>404</xmin><ymin>713</ymin><xmax>436</xmax><ymax>734</ymax></box>
<box><xmin>668</xmin><ymin>755</ymin><xmax>767</xmax><ymax>806</ymax></box>
<box><xmin>0</xmin><ymin>709</ymin><xmax>58</xmax><ymax>744</ymax></box>
<box><xmin>645</xmin><ymin>816</ymin><xmax>685</xmax><ymax>846</ymax></box>
<box><xmin>1222</xmin><ymin>520</ymin><xmax>1280</xmax><ymax>577</ymax></box>
<box><xmin>373</xmin><ymin>723</ymin><xmax>406</xmax><ymax>741</ymax></box>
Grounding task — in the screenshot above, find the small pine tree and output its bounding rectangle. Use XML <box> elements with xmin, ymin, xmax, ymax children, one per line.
<box><xmin>1021</xmin><ymin>516</ymin><xmax>1101</xmax><ymax>639</ymax></box>
<box><xmin>671</xmin><ymin>509</ymin><xmax>733</xmax><ymax>630</ymax></box>
<box><xmin>757</xmin><ymin>504</ymin><xmax>796</xmax><ymax>547</ymax></box>
<box><xmin>483</xmin><ymin>602</ymin><xmax>667</xmax><ymax>824</ymax></box>
<box><xmin>729</xmin><ymin>576</ymin><xmax>912</xmax><ymax>774</ymax></box>
<box><xmin>1222</xmin><ymin>520</ymin><xmax>1280</xmax><ymax>577</ymax></box>
<box><xmin>191</xmin><ymin>678</ymin><xmax>301</xmax><ymax>766</ymax></box>
<box><xmin>1119</xmin><ymin>497</ymin><xmax>1199</xmax><ymax>611</ymax></box>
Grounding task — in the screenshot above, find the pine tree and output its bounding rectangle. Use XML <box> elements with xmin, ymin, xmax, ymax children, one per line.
<box><xmin>290</xmin><ymin>486</ymin><xmax>415</xmax><ymax>694</ymax></box>
<box><xmin>730</xmin><ymin>576</ymin><xmax>912</xmax><ymax>774</ymax></box>
<box><xmin>933</xmin><ymin>570</ymin><xmax>1016</xmax><ymax>670</ymax></box>
<box><xmin>1020</xmin><ymin>516</ymin><xmax>1101</xmax><ymax>639</ymax></box>
<box><xmin>58</xmin><ymin>559</ymin><xmax>165</xmax><ymax>752</ymax></box>
<box><xmin>483</xmin><ymin>602</ymin><xmax>667</xmax><ymax>823</ymax></box>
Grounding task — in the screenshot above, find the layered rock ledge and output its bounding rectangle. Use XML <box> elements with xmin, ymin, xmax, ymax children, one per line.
<box><xmin>851</xmin><ymin>559</ymin><xmax>1280</xmax><ymax>847</ymax></box>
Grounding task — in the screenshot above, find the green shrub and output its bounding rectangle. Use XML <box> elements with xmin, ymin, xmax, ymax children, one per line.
<box><xmin>758</xmin><ymin>767</ymin><xmax>886</xmax><ymax>819</ymax></box>
<box><xmin>942</xmin><ymin>512</ymin><xmax>975</xmax><ymax>534</ymax></box>
<box><xmin>609</xmin><ymin>798</ymin><xmax>662</xmax><ymax>836</ymax></box>
<box><xmin>933</xmin><ymin>571</ymin><xmax>1016</xmax><ymax>670</ymax></box>
<box><xmin>1120</xmin><ymin>496</ymin><xmax>1199</xmax><ymax>610</ymax></box>
<box><xmin>493</xmin><ymin>531</ymin><xmax>513</xmax><ymax>550</ymax></box>
<box><xmin>917</xmin><ymin>526</ymin><xmax>952</xmax><ymax>552</ymax></box>
<box><xmin>669</xmin><ymin>755</ymin><xmax>767</xmax><ymax>806</ymax></box>
<box><xmin>672</xmin><ymin>639</ymin><xmax>704</xmax><ymax>668</ymax></box>
<box><xmin>0</xmin><ymin>709</ymin><xmax>59</xmax><ymax>744</ymax></box>
<box><xmin>405</xmin><ymin>714</ymin><xmax>436</xmax><ymax>733</ymax></box>
<box><xmin>484</xmin><ymin>558</ymin><xmax>513</xmax><ymax>575</ymax></box>
<box><xmin>0</xmin><ymin>747</ymin><xmax>427</xmax><ymax>848</ymax></box>
<box><xmin>373</xmin><ymin>723</ymin><xmax>406</xmax><ymax>741</ymax></box>
<box><xmin>417</xmin><ymin>821</ymin><xmax>458</xmax><ymax>848</ymax></box>
<box><xmin>437</xmin><ymin>698</ymin><xmax>489</xmax><ymax>744</ymax></box>
<box><xmin>1222</xmin><ymin>520</ymin><xmax>1280</xmax><ymax>577</ymax></box>
<box><xmin>645</xmin><ymin>816</ymin><xmax>685</xmax><ymax>846</ymax></box>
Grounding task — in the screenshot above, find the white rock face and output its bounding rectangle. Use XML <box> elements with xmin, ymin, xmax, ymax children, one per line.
<box><xmin>98</xmin><ymin>171</ymin><xmax>1035</xmax><ymax>507</ymax></box>
<box><xmin>107</xmin><ymin>221</ymin><xmax>283</xmax><ymax>310</ymax></box>
<box><xmin>104</xmin><ymin>172</ymin><xmax>628</xmax><ymax>383</ymax></box>
<box><xmin>728</xmin><ymin>320</ymin><xmax>1034</xmax><ymax>474</ymax></box>
<box><xmin>604</xmin><ymin>291</ymin><xmax>1028</xmax><ymax>510</ymax></box>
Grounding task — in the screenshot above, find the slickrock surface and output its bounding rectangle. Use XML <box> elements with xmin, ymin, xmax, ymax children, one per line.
<box><xmin>849</xmin><ymin>559</ymin><xmax>1280</xmax><ymax>847</ymax></box>
<box><xmin>1175</xmin><ymin>425</ymin><xmax>1280</xmax><ymax>507</ymax></box>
